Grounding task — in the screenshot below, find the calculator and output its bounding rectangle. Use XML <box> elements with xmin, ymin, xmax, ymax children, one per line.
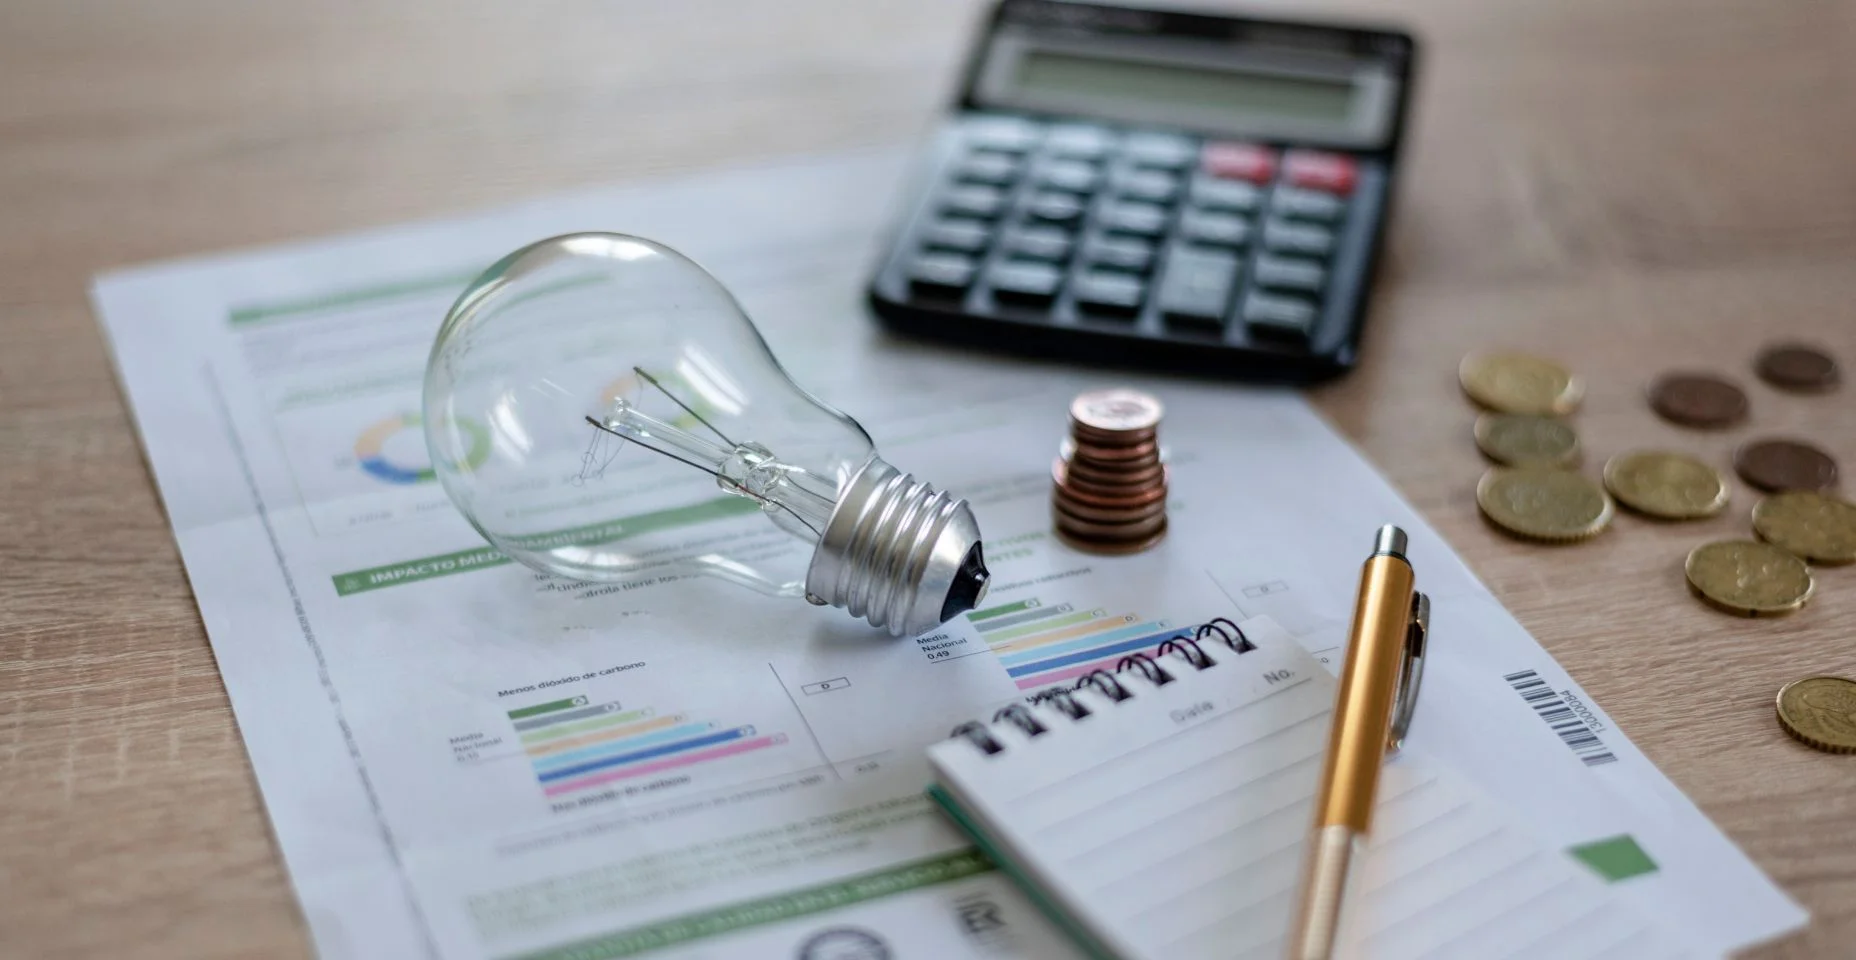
<box><xmin>867</xmin><ymin>0</ymin><xmax>1417</xmax><ymax>382</ymax></box>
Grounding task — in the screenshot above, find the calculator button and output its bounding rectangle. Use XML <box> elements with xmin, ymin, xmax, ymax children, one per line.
<box><xmin>1081</xmin><ymin>235</ymin><xmax>1156</xmax><ymax>273</ymax></box>
<box><xmin>1073</xmin><ymin>270</ymin><xmax>1147</xmax><ymax>315</ymax></box>
<box><xmin>1111</xmin><ymin>168</ymin><xmax>1180</xmax><ymax>205</ymax></box>
<box><xmin>986</xmin><ymin>260</ymin><xmax>1064</xmax><ymax>305</ymax></box>
<box><xmin>1202</xmin><ymin>142</ymin><xmax>1278</xmax><ymax>184</ymax></box>
<box><xmin>1121</xmin><ymin>132</ymin><xmax>1197</xmax><ymax>170</ymax></box>
<box><xmin>1157</xmin><ymin>245</ymin><xmax>1241</xmax><ymax>329</ymax></box>
<box><xmin>1262</xmin><ymin>218</ymin><xmax>1336</xmax><ymax>257</ymax></box>
<box><xmin>1001</xmin><ymin>225</ymin><xmax>1073</xmax><ymax>262</ymax></box>
<box><xmin>964</xmin><ymin>115</ymin><xmax>1042</xmax><ymax>153</ymax></box>
<box><xmin>1188</xmin><ymin>176</ymin><xmax>1262</xmax><ymax>213</ymax></box>
<box><xmin>1099</xmin><ymin>201</ymin><xmax>1169</xmax><ymax>237</ymax></box>
<box><xmin>1240</xmin><ymin>291</ymin><xmax>1319</xmax><ymax>342</ymax></box>
<box><xmin>908</xmin><ymin>252</ymin><xmax>977</xmax><ymax>296</ymax></box>
<box><xmin>1253</xmin><ymin>254</ymin><xmax>1327</xmax><ymax>294</ymax></box>
<box><xmin>1178</xmin><ymin>210</ymin><xmax>1251</xmax><ymax>248</ymax></box>
<box><xmin>1037</xmin><ymin>160</ymin><xmax>1100</xmax><ymax>194</ymax></box>
<box><xmin>956</xmin><ymin>150</ymin><xmax>1021</xmax><ymax>187</ymax></box>
<box><xmin>920</xmin><ymin>219</ymin><xmax>992</xmax><ymax>254</ymax></box>
<box><xmin>942</xmin><ymin>184</ymin><xmax>1008</xmax><ymax>219</ymax></box>
<box><xmin>1027</xmin><ymin>192</ymin><xmax>1087</xmax><ymax>226</ymax></box>
<box><xmin>1282</xmin><ymin>150</ymin><xmax>1358</xmax><ymax>195</ymax></box>
<box><xmin>1045</xmin><ymin>124</ymin><xmax>1117</xmax><ymax>160</ymax></box>
<box><xmin>1271</xmin><ymin>186</ymin><xmax>1347</xmax><ymax>222</ymax></box>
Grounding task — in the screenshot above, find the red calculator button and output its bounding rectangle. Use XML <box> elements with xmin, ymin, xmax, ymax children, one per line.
<box><xmin>1282</xmin><ymin>150</ymin><xmax>1358</xmax><ymax>195</ymax></box>
<box><xmin>1201</xmin><ymin>142</ymin><xmax>1278</xmax><ymax>184</ymax></box>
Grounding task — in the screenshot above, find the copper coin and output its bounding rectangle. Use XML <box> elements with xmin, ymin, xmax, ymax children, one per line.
<box><xmin>1072</xmin><ymin>439</ymin><xmax>1160</xmax><ymax>464</ymax></box>
<box><xmin>1053</xmin><ymin>501</ymin><xmax>1169</xmax><ymax>539</ymax></box>
<box><xmin>1734</xmin><ymin>439</ymin><xmax>1839</xmax><ymax>492</ymax></box>
<box><xmin>1755</xmin><ymin>344</ymin><xmax>1840</xmax><ymax>393</ymax></box>
<box><xmin>1070</xmin><ymin>389</ymin><xmax>1163</xmax><ymax>434</ymax></box>
<box><xmin>1063</xmin><ymin>477</ymin><xmax>1167</xmax><ymax>503</ymax></box>
<box><xmin>1056</xmin><ymin>524</ymin><xmax>1168</xmax><ymax>555</ymax></box>
<box><xmin>1649</xmin><ymin>373</ymin><xmax>1749</xmax><ymax>428</ymax></box>
<box><xmin>1058</xmin><ymin>458</ymin><xmax>1165</xmax><ymax>488</ymax></box>
<box><xmin>1070</xmin><ymin>422</ymin><xmax>1158</xmax><ymax>448</ymax></box>
<box><xmin>1054</xmin><ymin>492</ymin><xmax>1168</xmax><ymax>524</ymax></box>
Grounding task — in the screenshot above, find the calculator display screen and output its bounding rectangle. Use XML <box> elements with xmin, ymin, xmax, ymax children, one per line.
<box><xmin>1014</xmin><ymin>49</ymin><xmax>1357</xmax><ymax>125</ymax></box>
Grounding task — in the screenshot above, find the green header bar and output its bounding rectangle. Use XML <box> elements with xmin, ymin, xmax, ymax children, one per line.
<box><xmin>503</xmin><ymin>850</ymin><xmax>992</xmax><ymax>960</ymax></box>
<box><xmin>507</xmin><ymin>697</ymin><xmax>585</xmax><ymax>721</ymax></box>
<box><xmin>330</xmin><ymin>496</ymin><xmax>761</xmax><ymax>597</ymax></box>
<box><xmin>968</xmin><ymin>598</ymin><xmax>1037</xmax><ymax>622</ymax></box>
<box><xmin>228</xmin><ymin>271</ymin><xmax>477</xmax><ymax>327</ymax></box>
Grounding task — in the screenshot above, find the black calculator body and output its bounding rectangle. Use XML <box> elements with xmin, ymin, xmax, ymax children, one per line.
<box><xmin>867</xmin><ymin>0</ymin><xmax>1417</xmax><ymax>382</ymax></box>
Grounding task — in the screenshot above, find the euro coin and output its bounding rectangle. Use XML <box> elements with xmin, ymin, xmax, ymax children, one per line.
<box><xmin>1474</xmin><ymin>413</ymin><xmax>1581</xmax><ymax>467</ymax></box>
<box><xmin>1476</xmin><ymin>467</ymin><xmax>1614</xmax><ymax>542</ymax></box>
<box><xmin>1775</xmin><ymin>676</ymin><xmax>1856</xmax><ymax>754</ymax></box>
<box><xmin>1756</xmin><ymin>344</ymin><xmax>1841</xmax><ymax>393</ymax></box>
<box><xmin>1752</xmin><ymin>491</ymin><xmax>1856</xmax><ymax>565</ymax></box>
<box><xmin>1070</xmin><ymin>389</ymin><xmax>1163</xmax><ymax>435</ymax></box>
<box><xmin>1734</xmin><ymin>438</ymin><xmax>1839</xmax><ymax>493</ymax></box>
<box><xmin>1602</xmin><ymin>451</ymin><xmax>1729</xmax><ymax>520</ymax></box>
<box><xmin>1648</xmin><ymin>373</ymin><xmax>1749</xmax><ymax>428</ymax></box>
<box><xmin>1684</xmin><ymin>540</ymin><xmax>1814</xmax><ymax>617</ymax></box>
<box><xmin>1459</xmin><ymin>353</ymin><xmax>1583</xmax><ymax>415</ymax></box>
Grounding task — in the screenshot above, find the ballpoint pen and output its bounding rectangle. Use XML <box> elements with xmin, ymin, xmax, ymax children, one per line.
<box><xmin>1287</xmin><ymin>524</ymin><xmax>1430</xmax><ymax>960</ymax></box>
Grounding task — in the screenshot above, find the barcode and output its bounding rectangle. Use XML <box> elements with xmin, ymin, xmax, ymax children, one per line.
<box><xmin>1503</xmin><ymin>669</ymin><xmax>1618</xmax><ymax>767</ymax></box>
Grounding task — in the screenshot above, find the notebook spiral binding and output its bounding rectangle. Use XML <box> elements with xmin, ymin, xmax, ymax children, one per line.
<box><xmin>949</xmin><ymin>617</ymin><xmax>1256</xmax><ymax>756</ymax></box>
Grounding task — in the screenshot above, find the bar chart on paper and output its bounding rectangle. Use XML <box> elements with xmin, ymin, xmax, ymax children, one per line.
<box><xmin>967</xmin><ymin>598</ymin><xmax>1183</xmax><ymax>692</ymax></box>
<box><xmin>507</xmin><ymin>695</ymin><xmax>790</xmax><ymax>803</ymax></box>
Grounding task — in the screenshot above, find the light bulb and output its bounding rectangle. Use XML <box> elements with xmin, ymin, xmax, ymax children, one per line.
<box><xmin>422</xmin><ymin>233</ymin><xmax>989</xmax><ymax>636</ymax></box>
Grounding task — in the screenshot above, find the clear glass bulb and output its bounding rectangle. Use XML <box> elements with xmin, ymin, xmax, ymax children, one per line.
<box><xmin>422</xmin><ymin>233</ymin><xmax>988</xmax><ymax>636</ymax></box>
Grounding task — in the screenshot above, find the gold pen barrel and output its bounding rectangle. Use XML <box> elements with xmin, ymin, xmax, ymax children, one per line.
<box><xmin>1315</xmin><ymin>550</ymin><xmax>1415</xmax><ymax>829</ymax></box>
<box><xmin>1287</xmin><ymin>527</ymin><xmax>1418</xmax><ymax>960</ymax></box>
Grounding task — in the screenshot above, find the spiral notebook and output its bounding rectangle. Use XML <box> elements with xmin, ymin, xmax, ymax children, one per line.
<box><xmin>927</xmin><ymin>617</ymin><xmax>1694</xmax><ymax>960</ymax></box>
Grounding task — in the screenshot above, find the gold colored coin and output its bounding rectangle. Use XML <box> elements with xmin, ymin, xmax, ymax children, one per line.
<box><xmin>1460</xmin><ymin>353</ymin><xmax>1584</xmax><ymax>415</ymax></box>
<box><xmin>1474</xmin><ymin>413</ymin><xmax>1581</xmax><ymax>467</ymax></box>
<box><xmin>1475</xmin><ymin>467</ymin><xmax>1614</xmax><ymax>542</ymax></box>
<box><xmin>1775</xmin><ymin>676</ymin><xmax>1856</xmax><ymax>754</ymax></box>
<box><xmin>1683</xmin><ymin>540</ymin><xmax>1814</xmax><ymax>616</ymax></box>
<box><xmin>1602</xmin><ymin>451</ymin><xmax>1729</xmax><ymax>520</ymax></box>
<box><xmin>1752</xmin><ymin>491</ymin><xmax>1856</xmax><ymax>565</ymax></box>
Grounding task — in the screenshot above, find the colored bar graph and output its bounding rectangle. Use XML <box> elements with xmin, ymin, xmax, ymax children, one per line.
<box><xmin>519</xmin><ymin>707</ymin><xmax>654</xmax><ymax>745</ymax></box>
<box><xmin>531</xmin><ymin>721</ymin><xmax>714</xmax><ymax>772</ymax></box>
<box><xmin>505</xmin><ymin>694</ymin><xmax>788</xmax><ymax>799</ymax></box>
<box><xmin>525</xmin><ymin>713</ymin><xmax>686</xmax><ymax>759</ymax></box>
<box><xmin>543</xmin><ymin>735</ymin><xmax>787</xmax><ymax>797</ymax></box>
<box><xmin>968</xmin><ymin>596</ymin><xmax>1186</xmax><ymax>691</ymax></box>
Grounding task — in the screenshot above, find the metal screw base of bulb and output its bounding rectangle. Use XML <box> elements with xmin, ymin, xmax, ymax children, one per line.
<box><xmin>805</xmin><ymin>459</ymin><xmax>989</xmax><ymax>638</ymax></box>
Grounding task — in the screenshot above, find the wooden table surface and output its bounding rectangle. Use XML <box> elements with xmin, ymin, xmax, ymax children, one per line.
<box><xmin>3</xmin><ymin>0</ymin><xmax>1852</xmax><ymax>956</ymax></box>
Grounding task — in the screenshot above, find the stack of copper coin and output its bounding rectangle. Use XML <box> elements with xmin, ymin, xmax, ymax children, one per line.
<box><xmin>1052</xmin><ymin>388</ymin><xmax>1168</xmax><ymax>554</ymax></box>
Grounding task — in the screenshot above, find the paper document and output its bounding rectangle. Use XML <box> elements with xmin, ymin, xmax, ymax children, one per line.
<box><xmin>92</xmin><ymin>149</ymin><xmax>1801</xmax><ymax>959</ymax></box>
<box><xmin>930</xmin><ymin>618</ymin><xmax>1695</xmax><ymax>960</ymax></box>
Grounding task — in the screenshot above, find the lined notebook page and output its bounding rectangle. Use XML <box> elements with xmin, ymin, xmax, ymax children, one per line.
<box><xmin>929</xmin><ymin>619</ymin><xmax>1692</xmax><ymax>960</ymax></box>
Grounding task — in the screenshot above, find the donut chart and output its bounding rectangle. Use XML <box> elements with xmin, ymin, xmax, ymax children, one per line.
<box><xmin>354</xmin><ymin>413</ymin><xmax>488</xmax><ymax>485</ymax></box>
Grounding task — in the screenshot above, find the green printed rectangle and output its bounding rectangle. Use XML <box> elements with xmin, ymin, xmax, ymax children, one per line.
<box><xmin>331</xmin><ymin>496</ymin><xmax>761</xmax><ymax>596</ymax></box>
<box><xmin>968</xmin><ymin>599</ymin><xmax>1037</xmax><ymax>623</ymax></box>
<box><xmin>507</xmin><ymin>697</ymin><xmax>583</xmax><ymax>721</ymax></box>
<box><xmin>1569</xmin><ymin>834</ymin><xmax>1658</xmax><ymax>882</ymax></box>
<box><xmin>518</xmin><ymin>708</ymin><xmax>653</xmax><ymax>744</ymax></box>
<box><xmin>502</xmin><ymin>850</ymin><xmax>993</xmax><ymax>960</ymax></box>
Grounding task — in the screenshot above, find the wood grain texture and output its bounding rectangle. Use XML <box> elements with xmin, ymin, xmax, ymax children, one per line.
<box><xmin>1</xmin><ymin>0</ymin><xmax>1851</xmax><ymax>956</ymax></box>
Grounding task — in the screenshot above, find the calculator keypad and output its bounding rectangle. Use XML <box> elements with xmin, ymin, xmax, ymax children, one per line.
<box><xmin>886</xmin><ymin>113</ymin><xmax>1381</xmax><ymax>357</ymax></box>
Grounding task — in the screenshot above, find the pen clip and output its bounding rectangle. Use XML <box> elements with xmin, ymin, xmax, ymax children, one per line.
<box><xmin>1387</xmin><ymin>591</ymin><xmax>1430</xmax><ymax>754</ymax></box>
